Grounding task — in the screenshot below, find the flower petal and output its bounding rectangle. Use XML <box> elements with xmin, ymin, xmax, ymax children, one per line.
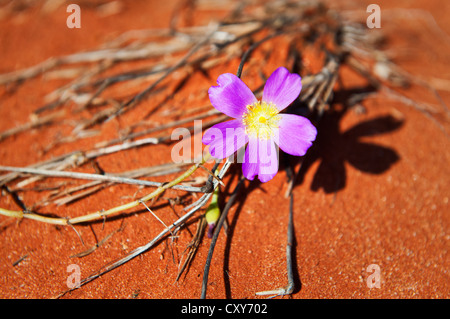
<box><xmin>262</xmin><ymin>67</ymin><xmax>302</xmax><ymax>111</ymax></box>
<box><xmin>242</xmin><ymin>138</ymin><xmax>258</xmax><ymax>181</ymax></box>
<box><xmin>275</xmin><ymin>114</ymin><xmax>317</xmax><ymax>156</ymax></box>
<box><xmin>242</xmin><ymin>136</ymin><xmax>279</xmax><ymax>183</ymax></box>
<box><xmin>209</xmin><ymin>73</ymin><xmax>257</xmax><ymax>118</ymax></box>
<box><xmin>202</xmin><ymin>119</ymin><xmax>248</xmax><ymax>159</ymax></box>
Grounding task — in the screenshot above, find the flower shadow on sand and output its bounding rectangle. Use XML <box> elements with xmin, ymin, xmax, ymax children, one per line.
<box><xmin>293</xmin><ymin>92</ymin><xmax>404</xmax><ymax>194</ymax></box>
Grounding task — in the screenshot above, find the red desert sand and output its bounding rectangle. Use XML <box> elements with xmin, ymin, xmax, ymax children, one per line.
<box><xmin>0</xmin><ymin>0</ymin><xmax>448</xmax><ymax>298</ymax></box>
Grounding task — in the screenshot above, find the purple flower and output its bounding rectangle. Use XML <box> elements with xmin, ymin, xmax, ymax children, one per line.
<box><xmin>202</xmin><ymin>67</ymin><xmax>317</xmax><ymax>182</ymax></box>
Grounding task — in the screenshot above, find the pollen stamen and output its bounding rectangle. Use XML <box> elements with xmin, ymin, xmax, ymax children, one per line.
<box><xmin>242</xmin><ymin>101</ymin><xmax>280</xmax><ymax>139</ymax></box>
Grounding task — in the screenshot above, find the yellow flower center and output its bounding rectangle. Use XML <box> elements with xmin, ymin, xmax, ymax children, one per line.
<box><xmin>242</xmin><ymin>101</ymin><xmax>280</xmax><ymax>139</ymax></box>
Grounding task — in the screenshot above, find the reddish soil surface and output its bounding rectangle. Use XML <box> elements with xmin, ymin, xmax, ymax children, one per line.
<box><xmin>0</xmin><ymin>0</ymin><xmax>448</xmax><ymax>299</ymax></box>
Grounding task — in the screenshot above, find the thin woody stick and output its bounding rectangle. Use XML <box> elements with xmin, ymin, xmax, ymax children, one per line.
<box><xmin>0</xmin><ymin>110</ymin><xmax>66</xmax><ymax>142</ymax></box>
<box><xmin>0</xmin><ymin>165</ymin><xmax>205</xmax><ymax>193</ymax></box>
<box><xmin>176</xmin><ymin>216</ymin><xmax>207</xmax><ymax>282</ymax></box>
<box><xmin>255</xmin><ymin>192</ymin><xmax>295</xmax><ymax>298</ymax></box>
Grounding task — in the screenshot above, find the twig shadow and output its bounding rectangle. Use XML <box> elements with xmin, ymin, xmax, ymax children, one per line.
<box><xmin>288</xmin><ymin>199</ymin><xmax>302</xmax><ymax>295</ymax></box>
